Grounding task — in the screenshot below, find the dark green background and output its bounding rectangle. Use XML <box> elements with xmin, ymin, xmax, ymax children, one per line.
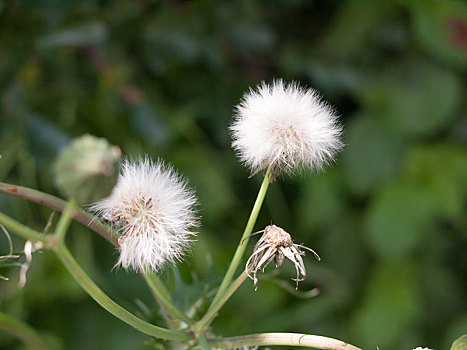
<box><xmin>1</xmin><ymin>0</ymin><xmax>466</xmax><ymax>349</ymax></box>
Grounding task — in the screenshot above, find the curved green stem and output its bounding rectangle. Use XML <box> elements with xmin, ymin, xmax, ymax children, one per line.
<box><xmin>0</xmin><ymin>311</ymin><xmax>53</xmax><ymax>350</ymax></box>
<box><xmin>199</xmin><ymin>334</ymin><xmax>211</xmax><ymax>349</ymax></box>
<box><xmin>143</xmin><ymin>273</ymin><xmax>191</xmax><ymax>324</ymax></box>
<box><xmin>208</xmin><ymin>168</ymin><xmax>272</xmax><ymax>310</ymax></box>
<box><xmin>0</xmin><ymin>182</ymin><xmax>117</xmax><ymax>245</ymax></box>
<box><xmin>0</xmin><ymin>212</ymin><xmax>48</xmax><ymax>244</ymax></box>
<box><xmin>55</xmin><ymin>199</ymin><xmax>75</xmax><ymax>246</ymax></box>
<box><xmin>54</xmin><ymin>245</ymin><xmax>190</xmax><ymax>341</ymax></box>
<box><xmin>195</xmin><ymin>272</ymin><xmax>248</xmax><ymax>332</ymax></box>
<box><xmin>207</xmin><ymin>333</ymin><xmax>362</xmax><ymax>350</ymax></box>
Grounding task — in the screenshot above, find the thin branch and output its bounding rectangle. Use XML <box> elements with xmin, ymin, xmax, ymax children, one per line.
<box><xmin>207</xmin><ymin>333</ymin><xmax>362</xmax><ymax>350</ymax></box>
<box><xmin>54</xmin><ymin>245</ymin><xmax>190</xmax><ymax>342</ymax></box>
<box><xmin>143</xmin><ymin>272</ymin><xmax>192</xmax><ymax>326</ymax></box>
<box><xmin>194</xmin><ymin>272</ymin><xmax>248</xmax><ymax>333</ymax></box>
<box><xmin>0</xmin><ymin>182</ymin><xmax>117</xmax><ymax>245</ymax></box>
<box><xmin>208</xmin><ymin>168</ymin><xmax>272</xmax><ymax>310</ymax></box>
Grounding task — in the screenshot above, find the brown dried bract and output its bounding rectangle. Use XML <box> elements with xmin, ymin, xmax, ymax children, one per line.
<box><xmin>245</xmin><ymin>224</ymin><xmax>320</xmax><ymax>290</ymax></box>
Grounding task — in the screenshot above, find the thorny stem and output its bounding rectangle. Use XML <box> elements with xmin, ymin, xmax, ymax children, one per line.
<box><xmin>0</xmin><ymin>311</ymin><xmax>52</xmax><ymax>350</ymax></box>
<box><xmin>205</xmin><ymin>168</ymin><xmax>272</xmax><ymax>320</ymax></box>
<box><xmin>194</xmin><ymin>272</ymin><xmax>248</xmax><ymax>333</ymax></box>
<box><xmin>0</xmin><ymin>182</ymin><xmax>117</xmax><ymax>245</ymax></box>
<box><xmin>207</xmin><ymin>333</ymin><xmax>362</xmax><ymax>350</ymax></box>
<box><xmin>143</xmin><ymin>273</ymin><xmax>192</xmax><ymax>325</ymax></box>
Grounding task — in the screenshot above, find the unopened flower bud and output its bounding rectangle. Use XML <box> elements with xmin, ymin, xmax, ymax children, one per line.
<box><xmin>53</xmin><ymin>134</ymin><xmax>121</xmax><ymax>204</ymax></box>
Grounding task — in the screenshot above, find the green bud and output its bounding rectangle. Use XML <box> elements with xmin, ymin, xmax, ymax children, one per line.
<box><xmin>451</xmin><ymin>335</ymin><xmax>467</xmax><ymax>350</ymax></box>
<box><xmin>53</xmin><ymin>134</ymin><xmax>121</xmax><ymax>205</ymax></box>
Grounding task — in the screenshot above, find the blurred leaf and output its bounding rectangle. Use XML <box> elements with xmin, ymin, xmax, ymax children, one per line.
<box><xmin>409</xmin><ymin>0</ymin><xmax>467</xmax><ymax>68</ymax></box>
<box><xmin>319</xmin><ymin>0</ymin><xmax>386</xmax><ymax>57</ymax></box>
<box><xmin>366</xmin><ymin>183</ymin><xmax>435</xmax><ymax>260</ymax></box>
<box><xmin>343</xmin><ymin>115</ymin><xmax>405</xmax><ymax>195</ymax></box>
<box><xmin>404</xmin><ymin>144</ymin><xmax>467</xmax><ymax>221</ymax></box>
<box><xmin>352</xmin><ymin>262</ymin><xmax>420</xmax><ymax>349</ymax></box>
<box><xmin>37</xmin><ymin>22</ymin><xmax>108</xmax><ymax>49</ymax></box>
<box><xmin>360</xmin><ymin>61</ymin><xmax>463</xmax><ymax>137</ymax></box>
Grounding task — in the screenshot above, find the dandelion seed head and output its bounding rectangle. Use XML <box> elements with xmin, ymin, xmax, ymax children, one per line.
<box><xmin>231</xmin><ymin>80</ymin><xmax>343</xmax><ymax>177</ymax></box>
<box><xmin>90</xmin><ymin>157</ymin><xmax>199</xmax><ymax>272</ymax></box>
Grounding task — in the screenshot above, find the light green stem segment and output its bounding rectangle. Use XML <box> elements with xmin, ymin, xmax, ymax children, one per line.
<box><xmin>207</xmin><ymin>333</ymin><xmax>362</xmax><ymax>350</ymax></box>
<box><xmin>0</xmin><ymin>312</ymin><xmax>53</xmax><ymax>350</ymax></box>
<box><xmin>143</xmin><ymin>273</ymin><xmax>191</xmax><ymax>324</ymax></box>
<box><xmin>55</xmin><ymin>245</ymin><xmax>190</xmax><ymax>341</ymax></box>
<box><xmin>0</xmin><ymin>212</ymin><xmax>48</xmax><ymax>244</ymax></box>
<box><xmin>197</xmin><ymin>167</ymin><xmax>272</xmax><ymax>332</ymax></box>
<box><xmin>55</xmin><ymin>199</ymin><xmax>75</xmax><ymax>246</ymax></box>
<box><xmin>195</xmin><ymin>272</ymin><xmax>248</xmax><ymax>332</ymax></box>
<box><xmin>199</xmin><ymin>334</ymin><xmax>212</xmax><ymax>350</ymax></box>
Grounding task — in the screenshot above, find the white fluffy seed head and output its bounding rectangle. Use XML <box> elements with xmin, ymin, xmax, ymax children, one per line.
<box><xmin>230</xmin><ymin>80</ymin><xmax>343</xmax><ymax>177</ymax></box>
<box><xmin>90</xmin><ymin>157</ymin><xmax>199</xmax><ymax>273</ymax></box>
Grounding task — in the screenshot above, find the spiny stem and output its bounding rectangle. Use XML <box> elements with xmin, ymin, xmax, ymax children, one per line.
<box><xmin>194</xmin><ymin>272</ymin><xmax>248</xmax><ymax>332</ymax></box>
<box><xmin>143</xmin><ymin>272</ymin><xmax>192</xmax><ymax>325</ymax></box>
<box><xmin>55</xmin><ymin>245</ymin><xmax>190</xmax><ymax>341</ymax></box>
<box><xmin>207</xmin><ymin>333</ymin><xmax>362</xmax><ymax>350</ymax></box>
<box><xmin>0</xmin><ymin>182</ymin><xmax>117</xmax><ymax>245</ymax></box>
<box><xmin>206</xmin><ymin>168</ymin><xmax>272</xmax><ymax>318</ymax></box>
<box><xmin>0</xmin><ymin>312</ymin><xmax>53</xmax><ymax>350</ymax></box>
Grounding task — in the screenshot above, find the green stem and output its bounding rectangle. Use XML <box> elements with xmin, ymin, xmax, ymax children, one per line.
<box><xmin>199</xmin><ymin>334</ymin><xmax>211</xmax><ymax>350</ymax></box>
<box><xmin>0</xmin><ymin>182</ymin><xmax>117</xmax><ymax>245</ymax></box>
<box><xmin>54</xmin><ymin>245</ymin><xmax>190</xmax><ymax>342</ymax></box>
<box><xmin>0</xmin><ymin>311</ymin><xmax>52</xmax><ymax>350</ymax></box>
<box><xmin>0</xmin><ymin>212</ymin><xmax>48</xmax><ymax>244</ymax></box>
<box><xmin>207</xmin><ymin>333</ymin><xmax>362</xmax><ymax>350</ymax></box>
<box><xmin>143</xmin><ymin>273</ymin><xmax>191</xmax><ymax>324</ymax></box>
<box><xmin>55</xmin><ymin>199</ymin><xmax>75</xmax><ymax>246</ymax></box>
<box><xmin>195</xmin><ymin>272</ymin><xmax>248</xmax><ymax>332</ymax></box>
<box><xmin>207</xmin><ymin>168</ymin><xmax>271</xmax><ymax>314</ymax></box>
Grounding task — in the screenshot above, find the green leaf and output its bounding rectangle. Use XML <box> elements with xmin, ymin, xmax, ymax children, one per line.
<box><xmin>410</xmin><ymin>0</ymin><xmax>467</xmax><ymax>68</ymax></box>
<box><xmin>343</xmin><ymin>115</ymin><xmax>405</xmax><ymax>195</ymax></box>
<box><xmin>351</xmin><ymin>262</ymin><xmax>420</xmax><ymax>349</ymax></box>
<box><xmin>360</xmin><ymin>61</ymin><xmax>463</xmax><ymax>137</ymax></box>
<box><xmin>366</xmin><ymin>183</ymin><xmax>435</xmax><ymax>260</ymax></box>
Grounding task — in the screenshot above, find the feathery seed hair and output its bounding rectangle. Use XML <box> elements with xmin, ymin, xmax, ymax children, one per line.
<box><xmin>90</xmin><ymin>157</ymin><xmax>199</xmax><ymax>272</ymax></box>
<box><xmin>231</xmin><ymin>80</ymin><xmax>343</xmax><ymax>179</ymax></box>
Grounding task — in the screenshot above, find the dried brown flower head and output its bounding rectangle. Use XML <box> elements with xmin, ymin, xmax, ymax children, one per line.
<box><xmin>245</xmin><ymin>224</ymin><xmax>320</xmax><ymax>290</ymax></box>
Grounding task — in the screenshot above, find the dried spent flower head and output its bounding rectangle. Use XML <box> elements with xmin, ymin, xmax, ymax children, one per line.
<box><xmin>231</xmin><ymin>80</ymin><xmax>343</xmax><ymax>180</ymax></box>
<box><xmin>245</xmin><ymin>224</ymin><xmax>320</xmax><ymax>290</ymax></box>
<box><xmin>90</xmin><ymin>157</ymin><xmax>199</xmax><ymax>272</ymax></box>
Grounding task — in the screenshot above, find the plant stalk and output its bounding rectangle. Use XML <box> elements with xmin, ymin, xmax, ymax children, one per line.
<box><xmin>143</xmin><ymin>272</ymin><xmax>192</xmax><ymax>324</ymax></box>
<box><xmin>195</xmin><ymin>272</ymin><xmax>248</xmax><ymax>332</ymax></box>
<box><xmin>207</xmin><ymin>333</ymin><xmax>362</xmax><ymax>350</ymax></box>
<box><xmin>208</xmin><ymin>168</ymin><xmax>271</xmax><ymax>310</ymax></box>
<box><xmin>0</xmin><ymin>182</ymin><xmax>117</xmax><ymax>245</ymax></box>
<box><xmin>0</xmin><ymin>212</ymin><xmax>48</xmax><ymax>244</ymax></box>
<box><xmin>54</xmin><ymin>245</ymin><xmax>190</xmax><ymax>341</ymax></box>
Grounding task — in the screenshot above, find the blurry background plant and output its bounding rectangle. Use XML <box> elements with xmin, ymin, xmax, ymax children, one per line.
<box><xmin>0</xmin><ymin>0</ymin><xmax>466</xmax><ymax>349</ymax></box>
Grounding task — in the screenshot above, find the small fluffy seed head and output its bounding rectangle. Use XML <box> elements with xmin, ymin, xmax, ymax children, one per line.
<box><xmin>231</xmin><ymin>80</ymin><xmax>343</xmax><ymax>176</ymax></box>
<box><xmin>90</xmin><ymin>157</ymin><xmax>199</xmax><ymax>272</ymax></box>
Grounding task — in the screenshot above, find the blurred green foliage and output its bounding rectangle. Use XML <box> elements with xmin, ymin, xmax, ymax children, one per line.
<box><xmin>0</xmin><ymin>0</ymin><xmax>466</xmax><ymax>349</ymax></box>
